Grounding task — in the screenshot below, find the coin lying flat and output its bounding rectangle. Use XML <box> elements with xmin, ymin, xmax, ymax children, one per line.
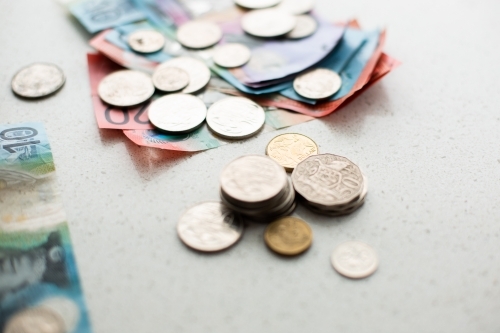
<box><xmin>128</xmin><ymin>30</ymin><xmax>165</xmax><ymax>53</ymax></box>
<box><xmin>277</xmin><ymin>0</ymin><xmax>315</xmax><ymax>14</ymax></box>
<box><xmin>177</xmin><ymin>21</ymin><xmax>222</xmax><ymax>49</ymax></box>
<box><xmin>157</xmin><ymin>57</ymin><xmax>211</xmax><ymax>93</ymax></box>
<box><xmin>287</xmin><ymin>15</ymin><xmax>317</xmax><ymax>39</ymax></box>
<box><xmin>206</xmin><ymin>97</ymin><xmax>265</xmax><ymax>139</ymax></box>
<box><xmin>235</xmin><ymin>0</ymin><xmax>282</xmax><ymax>9</ymax></box>
<box><xmin>241</xmin><ymin>9</ymin><xmax>297</xmax><ymax>38</ymax></box>
<box><xmin>11</xmin><ymin>63</ymin><xmax>65</xmax><ymax>98</ymax></box>
<box><xmin>293</xmin><ymin>68</ymin><xmax>342</xmax><ymax>100</ymax></box>
<box><xmin>177</xmin><ymin>202</ymin><xmax>243</xmax><ymax>252</ymax></box>
<box><xmin>152</xmin><ymin>67</ymin><xmax>190</xmax><ymax>92</ymax></box>
<box><xmin>266</xmin><ymin>133</ymin><xmax>319</xmax><ymax>172</ymax></box>
<box><xmin>264</xmin><ymin>217</ymin><xmax>312</xmax><ymax>255</ymax></box>
<box><xmin>331</xmin><ymin>241</ymin><xmax>378</xmax><ymax>279</ymax></box>
<box><xmin>98</xmin><ymin>70</ymin><xmax>154</xmax><ymax>107</ymax></box>
<box><xmin>213</xmin><ymin>43</ymin><xmax>251</xmax><ymax>68</ymax></box>
<box><xmin>148</xmin><ymin>94</ymin><xmax>206</xmax><ymax>133</ymax></box>
<box><xmin>4</xmin><ymin>307</ymin><xmax>65</xmax><ymax>333</ymax></box>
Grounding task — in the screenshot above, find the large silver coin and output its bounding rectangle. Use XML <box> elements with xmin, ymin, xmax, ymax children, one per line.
<box><xmin>220</xmin><ymin>155</ymin><xmax>287</xmax><ymax>204</ymax></box>
<box><xmin>177</xmin><ymin>202</ymin><xmax>243</xmax><ymax>252</ymax></box>
<box><xmin>4</xmin><ymin>307</ymin><xmax>65</xmax><ymax>333</ymax></box>
<box><xmin>128</xmin><ymin>30</ymin><xmax>166</xmax><ymax>53</ymax></box>
<box><xmin>287</xmin><ymin>15</ymin><xmax>317</xmax><ymax>39</ymax></box>
<box><xmin>292</xmin><ymin>154</ymin><xmax>364</xmax><ymax>206</ymax></box>
<box><xmin>277</xmin><ymin>0</ymin><xmax>315</xmax><ymax>14</ymax></box>
<box><xmin>158</xmin><ymin>57</ymin><xmax>211</xmax><ymax>93</ymax></box>
<box><xmin>148</xmin><ymin>94</ymin><xmax>206</xmax><ymax>133</ymax></box>
<box><xmin>11</xmin><ymin>63</ymin><xmax>65</xmax><ymax>98</ymax></box>
<box><xmin>152</xmin><ymin>67</ymin><xmax>190</xmax><ymax>92</ymax></box>
<box><xmin>235</xmin><ymin>0</ymin><xmax>282</xmax><ymax>9</ymax></box>
<box><xmin>213</xmin><ymin>43</ymin><xmax>251</xmax><ymax>68</ymax></box>
<box><xmin>241</xmin><ymin>9</ymin><xmax>297</xmax><ymax>38</ymax></box>
<box><xmin>98</xmin><ymin>70</ymin><xmax>154</xmax><ymax>107</ymax></box>
<box><xmin>176</xmin><ymin>21</ymin><xmax>222</xmax><ymax>49</ymax></box>
<box><xmin>293</xmin><ymin>68</ymin><xmax>342</xmax><ymax>100</ymax></box>
<box><xmin>206</xmin><ymin>97</ymin><xmax>265</xmax><ymax>139</ymax></box>
<box><xmin>331</xmin><ymin>241</ymin><xmax>378</xmax><ymax>279</ymax></box>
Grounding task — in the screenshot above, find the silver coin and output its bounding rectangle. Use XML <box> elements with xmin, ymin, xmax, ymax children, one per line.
<box><xmin>206</xmin><ymin>97</ymin><xmax>265</xmax><ymax>139</ymax></box>
<box><xmin>241</xmin><ymin>9</ymin><xmax>297</xmax><ymax>38</ymax></box>
<box><xmin>148</xmin><ymin>94</ymin><xmax>206</xmax><ymax>133</ymax></box>
<box><xmin>158</xmin><ymin>57</ymin><xmax>211</xmax><ymax>93</ymax></box>
<box><xmin>292</xmin><ymin>154</ymin><xmax>364</xmax><ymax>207</ymax></box>
<box><xmin>4</xmin><ymin>307</ymin><xmax>65</xmax><ymax>333</ymax></box>
<box><xmin>220</xmin><ymin>155</ymin><xmax>288</xmax><ymax>204</ymax></box>
<box><xmin>286</xmin><ymin>15</ymin><xmax>317</xmax><ymax>39</ymax></box>
<box><xmin>213</xmin><ymin>43</ymin><xmax>251</xmax><ymax>68</ymax></box>
<box><xmin>98</xmin><ymin>70</ymin><xmax>154</xmax><ymax>107</ymax></box>
<box><xmin>176</xmin><ymin>21</ymin><xmax>222</xmax><ymax>49</ymax></box>
<box><xmin>11</xmin><ymin>63</ymin><xmax>65</xmax><ymax>98</ymax></box>
<box><xmin>331</xmin><ymin>241</ymin><xmax>378</xmax><ymax>279</ymax></box>
<box><xmin>177</xmin><ymin>202</ymin><xmax>243</xmax><ymax>252</ymax></box>
<box><xmin>152</xmin><ymin>67</ymin><xmax>190</xmax><ymax>92</ymax></box>
<box><xmin>277</xmin><ymin>0</ymin><xmax>315</xmax><ymax>14</ymax></box>
<box><xmin>128</xmin><ymin>30</ymin><xmax>166</xmax><ymax>53</ymax></box>
<box><xmin>234</xmin><ymin>0</ymin><xmax>282</xmax><ymax>9</ymax></box>
<box><xmin>293</xmin><ymin>68</ymin><xmax>342</xmax><ymax>100</ymax></box>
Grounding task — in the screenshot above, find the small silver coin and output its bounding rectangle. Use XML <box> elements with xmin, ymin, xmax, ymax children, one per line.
<box><xmin>98</xmin><ymin>70</ymin><xmax>154</xmax><ymax>107</ymax></box>
<box><xmin>128</xmin><ymin>30</ymin><xmax>166</xmax><ymax>53</ymax></box>
<box><xmin>241</xmin><ymin>9</ymin><xmax>297</xmax><ymax>38</ymax></box>
<box><xmin>206</xmin><ymin>97</ymin><xmax>265</xmax><ymax>139</ymax></box>
<box><xmin>234</xmin><ymin>0</ymin><xmax>282</xmax><ymax>9</ymax></box>
<box><xmin>213</xmin><ymin>43</ymin><xmax>251</xmax><ymax>68</ymax></box>
<box><xmin>331</xmin><ymin>241</ymin><xmax>379</xmax><ymax>279</ymax></box>
<box><xmin>277</xmin><ymin>0</ymin><xmax>315</xmax><ymax>14</ymax></box>
<box><xmin>11</xmin><ymin>63</ymin><xmax>65</xmax><ymax>98</ymax></box>
<box><xmin>157</xmin><ymin>57</ymin><xmax>211</xmax><ymax>93</ymax></box>
<box><xmin>176</xmin><ymin>21</ymin><xmax>222</xmax><ymax>49</ymax></box>
<box><xmin>152</xmin><ymin>67</ymin><xmax>190</xmax><ymax>92</ymax></box>
<box><xmin>286</xmin><ymin>15</ymin><xmax>317</xmax><ymax>39</ymax></box>
<box><xmin>177</xmin><ymin>202</ymin><xmax>243</xmax><ymax>252</ymax></box>
<box><xmin>4</xmin><ymin>307</ymin><xmax>65</xmax><ymax>333</ymax></box>
<box><xmin>148</xmin><ymin>94</ymin><xmax>207</xmax><ymax>133</ymax></box>
<box><xmin>293</xmin><ymin>68</ymin><xmax>342</xmax><ymax>100</ymax></box>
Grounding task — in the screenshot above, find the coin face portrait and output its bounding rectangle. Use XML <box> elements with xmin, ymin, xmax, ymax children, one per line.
<box><xmin>97</xmin><ymin>70</ymin><xmax>154</xmax><ymax>107</ymax></box>
<box><xmin>266</xmin><ymin>133</ymin><xmax>319</xmax><ymax>171</ymax></box>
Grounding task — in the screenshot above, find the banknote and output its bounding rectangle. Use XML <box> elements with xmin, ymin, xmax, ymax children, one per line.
<box><xmin>0</xmin><ymin>123</ymin><xmax>92</xmax><ymax>333</ymax></box>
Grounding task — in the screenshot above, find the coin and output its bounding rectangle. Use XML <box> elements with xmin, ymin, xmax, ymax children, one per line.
<box><xmin>98</xmin><ymin>70</ymin><xmax>154</xmax><ymax>107</ymax></box>
<box><xmin>158</xmin><ymin>57</ymin><xmax>211</xmax><ymax>93</ymax></box>
<box><xmin>293</xmin><ymin>68</ymin><xmax>342</xmax><ymax>100</ymax></box>
<box><xmin>206</xmin><ymin>97</ymin><xmax>265</xmax><ymax>139</ymax></box>
<box><xmin>331</xmin><ymin>241</ymin><xmax>378</xmax><ymax>279</ymax></box>
<box><xmin>266</xmin><ymin>133</ymin><xmax>319</xmax><ymax>172</ymax></box>
<box><xmin>4</xmin><ymin>307</ymin><xmax>65</xmax><ymax>333</ymax></box>
<box><xmin>177</xmin><ymin>202</ymin><xmax>243</xmax><ymax>252</ymax></box>
<box><xmin>213</xmin><ymin>43</ymin><xmax>251</xmax><ymax>68</ymax></box>
<box><xmin>152</xmin><ymin>67</ymin><xmax>190</xmax><ymax>92</ymax></box>
<box><xmin>286</xmin><ymin>15</ymin><xmax>317</xmax><ymax>39</ymax></box>
<box><xmin>128</xmin><ymin>30</ymin><xmax>165</xmax><ymax>53</ymax></box>
<box><xmin>241</xmin><ymin>9</ymin><xmax>297</xmax><ymax>38</ymax></box>
<box><xmin>11</xmin><ymin>63</ymin><xmax>65</xmax><ymax>98</ymax></box>
<box><xmin>148</xmin><ymin>94</ymin><xmax>207</xmax><ymax>133</ymax></box>
<box><xmin>277</xmin><ymin>0</ymin><xmax>315</xmax><ymax>14</ymax></box>
<box><xmin>235</xmin><ymin>0</ymin><xmax>282</xmax><ymax>9</ymax></box>
<box><xmin>292</xmin><ymin>154</ymin><xmax>364</xmax><ymax>206</ymax></box>
<box><xmin>176</xmin><ymin>21</ymin><xmax>222</xmax><ymax>49</ymax></box>
<box><xmin>264</xmin><ymin>217</ymin><xmax>312</xmax><ymax>255</ymax></box>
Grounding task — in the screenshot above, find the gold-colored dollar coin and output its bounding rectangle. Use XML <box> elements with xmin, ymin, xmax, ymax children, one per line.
<box><xmin>264</xmin><ymin>217</ymin><xmax>313</xmax><ymax>255</ymax></box>
<box><xmin>265</xmin><ymin>133</ymin><xmax>319</xmax><ymax>172</ymax></box>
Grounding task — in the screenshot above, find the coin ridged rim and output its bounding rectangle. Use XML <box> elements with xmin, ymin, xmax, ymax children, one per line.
<box><xmin>331</xmin><ymin>241</ymin><xmax>379</xmax><ymax>279</ymax></box>
<box><xmin>293</xmin><ymin>68</ymin><xmax>342</xmax><ymax>100</ymax></box>
<box><xmin>97</xmin><ymin>70</ymin><xmax>155</xmax><ymax>107</ymax></box>
<box><xmin>265</xmin><ymin>133</ymin><xmax>319</xmax><ymax>172</ymax></box>
<box><xmin>11</xmin><ymin>63</ymin><xmax>66</xmax><ymax>98</ymax></box>
<box><xmin>264</xmin><ymin>216</ymin><xmax>313</xmax><ymax>255</ymax></box>
<box><xmin>127</xmin><ymin>30</ymin><xmax>166</xmax><ymax>53</ymax></box>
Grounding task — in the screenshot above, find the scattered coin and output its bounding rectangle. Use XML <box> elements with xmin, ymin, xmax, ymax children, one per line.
<box><xmin>234</xmin><ymin>0</ymin><xmax>282</xmax><ymax>9</ymax></box>
<box><xmin>11</xmin><ymin>63</ymin><xmax>65</xmax><ymax>98</ymax></box>
<box><xmin>152</xmin><ymin>67</ymin><xmax>190</xmax><ymax>92</ymax></box>
<box><xmin>4</xmin><ymin>307</ymin><xmax>65</xmax><ymax>333</ymax></box>
<box><xmin>176</xmin><ymin>21</ymin><xmax>222</xmax><ymax>49</ymax></box>
<box><xmin>98</xmin><ymin>70</ymin><xmax>154</xmax><ymax>107</ymax></box>
<box><xmin>293</xmin><ymin>68</ymin><xmax>342</xmax><ymax>100</ymax></box>
<box><xmin>148</xmin><ymin>94</ymin><xmax>207</xmax><ymax>133</ymax></box>
<box><xmin>331</xmin><ymin>241</ymin><xmax>378</xmax><ymax>279</ymax></box>
<box><xmin>177</xmin><ymin>202</ymin><xmax>244</xmax><ymax>252</ymax></box>
<box><xmin>264</xmin><ymin>217</ymin><xmax>313</xmax><ymax>255</ymax></box>
<box><xmin>206</xmin><ymin>97</ymin><xmax>265</xmax><ymax>139</ymax></box>
<box><xmin>241</xmin><ymin>9</ymin><xmax>297</xmax><ymax>38</ymax></box>
<box><xmin>213</xmin><ymin>43</ymin><xmax>252</xmax><ymax>68</ymax></box>
<box><xmin>157</xmin><ymin>57</ymin><xmax>211</xmax><ymax>93</ymax></box>
<box><xmin>277</xmin><ymin>0</ymin><xmax>315</xmax><ymax>14</ymax></box>
<box><xmin>266</xmin><ymin>133</ymin><xmax>319</xmax><ymax>172</ymax></box>
<box><xmin>287</xmin><ymin>15</ymin><xmax>318</xmax><ymax>39</ymax></box>
<box><xmin>127</xmin><ymin>30</ymin><xmax>166</xmax><ymax>53</ymax></box>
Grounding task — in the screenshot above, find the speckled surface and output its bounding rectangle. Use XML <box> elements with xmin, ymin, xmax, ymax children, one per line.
<box><xmin>1</xmin><ymin>0</ymin><xmax>500</xmax><ymax>332</ymax></box>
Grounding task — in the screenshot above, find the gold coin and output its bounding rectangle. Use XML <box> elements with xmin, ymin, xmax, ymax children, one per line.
<box><xmin>265</xmin><ymin>133</ymin><xmax>318</xmax><ymax>172</ymax></box>
<box><xmin>264</xmin><ymin>216</ymin><xmax>313</xmax><ymax>255</ymax></box>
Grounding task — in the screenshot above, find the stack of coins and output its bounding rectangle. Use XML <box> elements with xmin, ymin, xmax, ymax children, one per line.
<box><xmin>219</xmin><ymin>155</ymin><xmax>296</xmax><ymax>222</ymax></box>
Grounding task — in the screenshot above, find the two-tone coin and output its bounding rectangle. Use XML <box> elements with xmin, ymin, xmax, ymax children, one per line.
<box><xmin>235</xmin><ymin>0</ymin><xmax>282</xmax><ymax>9</ymax></box>
<box><xmin>277</xmin><ymin>0</ymin><xmax>315</xmax><ymax>14</ymax></box>
<box><xmin>156</xmin><ymin>57</ymin><xmax>211</xmax><ymax>93</ymax></box>
<box><xmin>98</xmin><ymin>70</ymin><xmax>155</xmax><ymax>107</ymax></box>
<box><xmin>241</xmin><ymin>9</ymin><xmax>297</xmax><ymax>38</ymax></box>
<box><xmin>177</xmin><ymin>21</ymin><xmax>222</xmax><ymax>49</ymax></box>
<box><xmin>265</xmin><ymin>216</ymin><xmax>313</xmax><ymax>255</ymax></box>
<box><xmin>266</xmin><ymin>133</ymin><xmax>319</xmax><ymax>172</ymax></box>
<box><xmin>152</xmin><ymin>67</ymin><xmax>190</xmax><ymax>92</ymax></box>
<box><xmin>11</xmin><ymin>63</ymin><xmax>65</xmax><ymax>98</ymax></box>
<box><xmin>213</xmin><ymin>43</ymin><xmax>251</xmax><ymax>68</ymax></box>
<box><xmin>128</xmin><ymin>30</ymin><xmax>165</xmax><ymax>53</ymax></box>
<box><xmin>286</xmin><ymin>15</ymin><xmax>317</xmax><ymax>39</ymax></box>
<box><xmin>331</xmin><ymin>241</ymin><xmax>378</xmax><ymax>279</ymax></box>
<box><xmin>293</xmin><ymin>68</ymin><xmax>342</xmax><ymax>100</ymax></box>
<box><xmin>148</xmin><ymin>94</ymin><xmax>207</xmax><ymax>133</ymax></box>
